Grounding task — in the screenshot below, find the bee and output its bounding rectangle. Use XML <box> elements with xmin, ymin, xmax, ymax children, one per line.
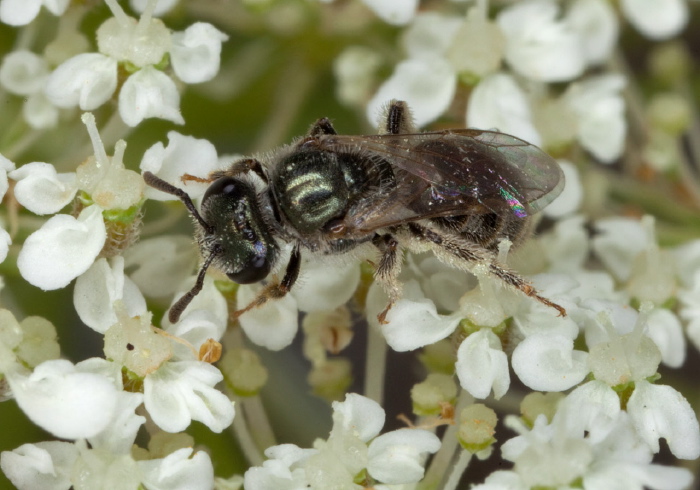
<box><xmin>144</xmin><ymin>100</ymin><xmax>566</xmax><ymax>324</ymax></box>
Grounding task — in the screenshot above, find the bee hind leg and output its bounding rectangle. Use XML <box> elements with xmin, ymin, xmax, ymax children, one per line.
<box><xmin>231</xmin><ymin>246</ymin><xmax>302</xmax><ymax>322</ymax></box>
<box><xmin>371</xmin><ymin>233</ymin><xmax>404</xmax><ymax>324</ymax></box>
<box><xmin>406</xmin><ymin>223</ymin><xmax>567</xmax><ymax>317</ymax></box>
<box><xmin>384</xmin><ymin>100</ymin><xmax>416</xmax><ymax>135</ymax></box>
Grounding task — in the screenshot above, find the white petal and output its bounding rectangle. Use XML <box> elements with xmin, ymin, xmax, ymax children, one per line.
<box><xmin>557</xmin><ymin>380</ymin><xmax>620</xmax><ymax>438</ymax></box>
<box><xmin>140</xmin><ymin>131</ymin><xmax>218</xmax><ymax>201</ymax></box>
<box><xmin>360</xmin><ymin>0</ymin><xmax>418</xmax><ymax>25</ymax></box>
<box><xmin>543</xmin><ymin>160</ymin><xmax>582</xmax><ymax>218</ymax></box>
<box><xmin>646</xmin><ymin>308</ymin><xmax>685</xmax><ymax>368</ymax></box>
<box><xmin>42</xmin><ymin>0</ymin><xmax>70</xmax><ymax>16</ymax></box>
<box><xmin>0</xmin><ymin>227</ymin><xmax>10</xmax><ymax>264</ymax></box>
<box><xmin>567</xmin><ymin>0</ymin><xmax>618</xmax><ymax>65</ymax></box>
<box><xmin>119</xmin><ymin>66</ymin><xmax>184</xmax><ymax>127</ymax></box>
<box><xmin>332</xmin><ymin>393</ymin><xmax>386</xmax><ymax>443</ymax></box>
<box><xmin>0</xmin><ymin>153</ymin><xmax>15</xmax><ymax>200</ymax></box>
<box><xmin>0</xmin><ymin>441</ymin><xmax>78</xmax><ymax>490</ymax></box>
<box><xmin>44</xmin><ymin>53</ymin><xmax>117</xmax><ymax>110</ymax></box>
<box><xmin>511</xmin><ymin>333</ymin><xmax>588</xmax><ymax>391</ymax></box>
<box><xmin>0</xmin><ymin>50</ymin><xmax>48</xmax><ymax>95</ymax></box>
<box><xmin>291</xmin><ymin>258</ymin><xmax>360</xmax><ymax>312</ymax></box>
<box><xmin>620</xmin><ymin>0</ymin><xmax>688</xmax><ymax>40</ymax></box>
<box><xmin>467</xmin><ymin>72</ymin><xmax>540</xmax><ymax>145</ymax></box>
<box><xmin>17</xmin><ymin>205</ymin><xmax>106</xmax><ymax>290</ymax></box>
<box><xmin>367</xmin><ymin>58</ymin><xmax>456</xmax><ymax>128</ymax></box>
<box><xmin>129</xmin><ymin>0</ymin><xmax>179</xmax><ymax>16</ymax></box>
<box><xmin>565</xmin><ymin>74</ymin><xmax>627</xmax><ymax>163</ymax></box>
<box><xmin>23</xmin><ymin>92</ymin><xmax>60</xmax><ymax>129</ymax></box>
<box><xmin>9</xmin><ymin>162</ymin><xmax>77</xmax><ymax>215</ymax></box>
<box><xmin>87</xmin><ymin>390</ymin><xmax>145</xmax><ymax>454</ymax></box>
<box><xmin>591</xmin><ymin>217</ymin><xmax>647</xmax><ymax>281</ymax></box>
<box><xmin>124</xmin><ymin>235</ymin><xmax>198</xmax><ymax>298</ymax></box>
<box><xmin>367</xmin><ymin>279</ymin><xmax>461</xmax><ymax>352</ymax></box>
<box><xmin>165</xmin><ymin>275</ymin><xmax>228</xmax><ymax>334</ymax></box>
<box><xmin>456</xmin><ymin>329</ymin><xmax>510</xmax><ymax>399</ymax></box>
<box><xmin>367</xmin><ymin>428</ymin><xmax>441</xmax><ymax>484</ymax></box>
<box><xmin>6</xmin><ymin>359</ymin><xmax>118</xmax><ymax>439</ymax></box>
<box><xmin>171</xmin><ymin>22</ymin><xmax>229</xmax><ymax>84</ymax></box>
<box><xmin>237</xmin><ymin>283</ymin><xmax>299</xmax><ymax>351</ymax></box>
<box><xmin>628</xmin><ymin>381</ymin><xmax>700</xmax><ymax>459</ymax></box>
<box><xmin>497</xmin><ymin>0</ymin><xmax>585</xmax><ymax>82</ymax></box>
<box><xmin>139</xmin><ymin>448</ymin><xmax>214</xmax><ymax>490</ymax></box>
<box><xmin>401</xmin><ymin>12</ymin><xmax>462</xmax><ymax>59</ymax></box>
<box><xmin>73</xmin><ymin>257</ymin><xmax>147</xmax><ymax>334</ymax></box>
<box><xmin>144</xmin><ymin>360</ymin><xmax>235</xmax><ymax>433</ymax></box>
<box><xmin>0</xmin><ymin>0</ymin><xmax>41</xmax><ymax>26</ymax></box>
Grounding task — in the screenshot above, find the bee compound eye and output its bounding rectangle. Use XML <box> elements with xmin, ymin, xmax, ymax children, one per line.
<box><xmin>203</xmin><ymin>177</ymin><xmax>244</xmax><ymax>202</ymax></box>
<box><xmin>226</xmin><ymin>252</ymin><xmax>272</xmax><ymax>284</ymax></box>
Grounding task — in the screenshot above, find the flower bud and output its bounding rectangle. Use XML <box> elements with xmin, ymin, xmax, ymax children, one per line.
<box><xmin>220</xmin><ymin>348</ymin><xmax>268</xmax><ymax>397</ymax></box>
<box><xmin>411</xmin><ymin>373</ymin><xmax>457</xmax><ymax>416</ymax></box>
<box><xmin>457</xmin><ymin>404</ymin><xmax>498</xmax><ymax>453</ymax></box>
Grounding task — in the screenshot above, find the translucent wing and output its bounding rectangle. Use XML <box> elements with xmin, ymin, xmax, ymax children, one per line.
<box><xmin>318</xmin><ymin>129</ymin><xmax>564</xmax><ymax>233</ymax></box>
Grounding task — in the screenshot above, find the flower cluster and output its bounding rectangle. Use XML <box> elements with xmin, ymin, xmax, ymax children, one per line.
<box><xmin>0</xmin><ymin>1</ymin><xmax>699</xmax><ymax>489</ymax></box>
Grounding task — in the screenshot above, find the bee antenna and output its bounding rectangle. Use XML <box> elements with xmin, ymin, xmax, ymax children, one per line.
<box><xmin>168</xmin><ymin>251</ymin><xmax>219</xmax><ymax>323</ymax></box>
<box><xmin>143</xmin><ymin>171</ymin><xmax>212</xmax><ymax>233</ymax></box>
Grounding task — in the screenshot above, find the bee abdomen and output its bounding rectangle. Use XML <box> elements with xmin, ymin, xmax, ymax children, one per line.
<box><xmin>432</xmin><ymin>213</ymin><xmax>532</xmax><ymax>252</ymax></box>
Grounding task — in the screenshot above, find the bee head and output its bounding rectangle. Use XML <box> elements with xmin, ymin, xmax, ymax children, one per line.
<box><xmin>199</xmin><ymin>177</ymin><xmax>279</xmax><ymax>284</ymax></box>
<box><xmin>142</xmin><ymin>171</ymin><xmax>278</xmax><ymax>323</ymax></box>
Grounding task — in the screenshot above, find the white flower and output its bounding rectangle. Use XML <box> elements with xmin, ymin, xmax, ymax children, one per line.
<box><xmin>44</xmin><ymin>53</ymin><xmax>118</xmax><ymax>110</ymax></box>
<box><xmin>566</xmin><ymin>0</ymin><xmax>618</xmax><ymax>65</ymax></box>
<box><xmin>620</xmin><ymin>0</ymin><xmax>689</xmax><ymax>40</ymax></box>
<box><xmin>367</xmin><ymin>428</ymin><xmax>441</xmax><ymax>484</ymax></box>
<box><xmin>501</xmin><ymin>401</ymin><xmax>694</xmax><ymax>489</ymax></box>
<box><xmin>366</xmin><ymin>279</ymin><xmax>461</xmax><ymax>352</ymax></box>
<box><xmin>467</xmin><ymin>72</ymin><xmax>541</xmax><ymax>146</ymax></box>
<box><xmin>9</xmin><ymin>162</ymin><xmax>78</xmax><ymax>215</ymax></box>
<box><xmin>366</xmin><ymin>58</ymin><xmax>456</xmax><ymax>128</ymax></box>
<box><xmin>497</xmin><ymin>0</ymin><xmax>585</xmax><ymax>82</ymax></box>
<box><xmin>143</xmin><ymin>360</ymin><xmax>235</xmax><ymax>433</ymax></box>
<box><xmin>4</xmin><ymin>359</ymin><xmax>119</xmax><ymax>439</ymax></box>
<box><xmin>455</xmin><ymin>329</ymin><xmax>510</xmax><ymax>399</ymax></box>
<box><xmin>0</xmin><ymin>0</ymin><xmax>69</xmax><ymax>26</ymax></box>
<box><xmin>244</xmin><ymin>444</ymin><xmax>317</xmax><ymax>490</ymax></box>
<box><xmin>73</xmin><ymin>257</ymin><xmax>148</xmax><ymax>334</ymax></box>
<box><xmin>0</xmin><ymin>50</ymin><xmax>59</xmax><ymax>128</ymax></box>
<box><xmin>360</xmin><ymin>0</ymin><xmax>418</xmax><ymax>26</ymax></box>
<box><xmin>627</xmin><ymin>380</ymin><xmax>700</xmax><ymax>460</ymax></box>
<box><xmin>129</xmin><ymin>0</ymin><xmax>180</xmax><ymax>16</ymax></box>
<box><xmin>0</xmin><ymin>50</ymin><xmax>48</xmax><ymax>95</ymax></box>
<box><xmin>43</xmin><ymin>3</ymin><xmax>227</xmax><ymax>127</ymax></box>
<box><xmin>0</xmin><ymin>441</ymin><xmax>79</xmax><ymax>490</ymax></box>
<box><xmin>124</xmin><ymin>235</ymin><xmax>199</xmax><ymax>298</ymax></box>
<box><xmin>119</xmin><ymin>65</ymin><xmax>184</xmax><ymax>126</ymax></box>
<box><xmin>0</xmin><ymin>153</ymin><xmax>15</xmax><ymax>200</ymax></box>
<box><xmin>591</xmin><ymin>217</ymin><xmax>647</xmax><ymax>281</ymax></box>
<box><xmin>17</xmin><ymin>204</ymin><xmax>106</xmax><ymax>290</ymax></box>
<box><xmin>511</xmin><ymin>333</ymin><xmax>588</xmax><ymax>391</ymax></box>
<box><xmin>564</xmin><ymin>74</ymin><xmax>627</xmax><ymax>163</ymax></box>
<box><xmin>333</xmin><ymin>393</ymin><xmax>385</xmax><ymax>439</ymax></box>
<box><xmin>140</xmin><ymin>131</ymin><xmax>220</xmax><ymax>201</ymax></box>
<box><xmin>291</xmin><ymin>257</ymin><xmax>360</xmax><ymax>312</ymax></box>
<box><xmin>139</xmin><ymin>448</ymin><xmax>214</xmax><ymax>490</ymax></box>
<box><xmin>237</xmin><ymin>282</ymin><xmax>299</xmax><ymax>351</ymax></box>
<box><xmin>171</xmin><ymin>22</ymin><xmax>230</xmax><ymax>84</ymax></box>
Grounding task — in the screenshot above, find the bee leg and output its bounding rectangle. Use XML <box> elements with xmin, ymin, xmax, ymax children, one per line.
<box><xmin>308</xmin><ymin>117</ymin><xmax>337</xmax><ymax>136</ymax></box>
<box><xmin>206</xmin><ymin>158</ymin><xmax>268</xmax><ymax>183</ymax></box>
<box><xmin>406</xmin><ymin>223</ymin><xmax>567</xmax><ymax>317</ymax></box>
<box><xmin>372</xmin><ymin>233</ymin><xmax>404</xmax><ymax>324</ymax></box>
<box><xmin>231</xmin><ymin>245</ymin><xmax>302</xmax><ymax>321</ymax></box>
<box><xmin>384</xmin><ymin>100</ymin><xmax>416</xmax><ymax>135</ymax></box>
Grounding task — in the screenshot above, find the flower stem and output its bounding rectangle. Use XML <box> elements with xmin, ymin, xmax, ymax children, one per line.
<box><xmin>443</xmin><ymin>450</ymin><xmax>472</xmax><ymax>490</ymax></box>
<box><xmin>364</xmin><ymin>322</ymin><xmax>387</xmax><ymax>404</ymax></box>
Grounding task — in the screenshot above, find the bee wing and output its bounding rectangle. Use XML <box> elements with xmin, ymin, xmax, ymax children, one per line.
<box><xmin>320</xmin><ymin>130</ymin><xmax>565</xmax><ymax>233</ymax></box>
